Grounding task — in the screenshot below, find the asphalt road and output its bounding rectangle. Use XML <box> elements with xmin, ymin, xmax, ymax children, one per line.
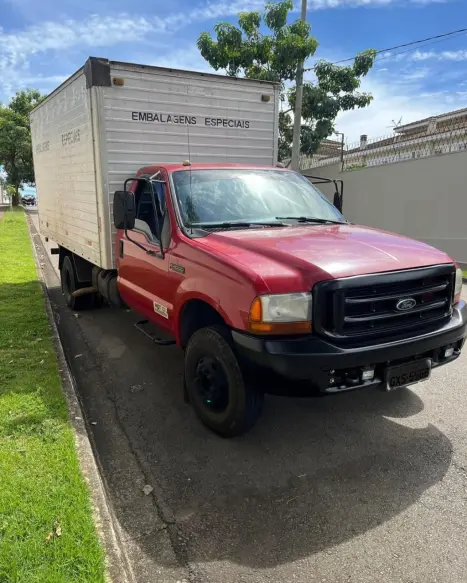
<box><xmin>30</xmin><ymin>212</ymin><xmax>467</xmax><ymax>583</ymax></box>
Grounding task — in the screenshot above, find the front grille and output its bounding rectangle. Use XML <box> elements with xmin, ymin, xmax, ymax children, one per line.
<box><xmin>313</xmin><ymin>264</ymin><xmax>455</xmax><ymax>344</ymax></box>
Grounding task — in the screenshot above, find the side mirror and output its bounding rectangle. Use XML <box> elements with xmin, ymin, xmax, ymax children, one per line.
<box><xmin>113</xmin><ymin>190</ymin><xmax>135</xmax><ymax>230</ymax></box>
<box><xmin>333</xmin><ymin>191</ymin><xmax>342</xmax><ymax>213</ymax></box>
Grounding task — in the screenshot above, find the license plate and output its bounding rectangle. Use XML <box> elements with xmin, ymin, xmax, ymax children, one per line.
<box><xmin>386</xmin><ymin>359</ymin><xmax>431</xmax><ymax>391</ymax></box>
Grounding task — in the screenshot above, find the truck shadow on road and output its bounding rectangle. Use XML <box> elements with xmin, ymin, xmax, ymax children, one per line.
<box><xmin>50</xmin><ymin>297</ymin><xmax>453</xmax><ymax>572</ymax></box>
<box><xmin>173</xmin><ymin>392</ymin><xmax>451</xmax><ymax>568</ymax></box>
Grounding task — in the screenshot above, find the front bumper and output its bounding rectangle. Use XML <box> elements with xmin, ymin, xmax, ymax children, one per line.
<box><xmin>233</xmin><ymin>301</ymin><xmax>467</xmax><ymax>393</ymax></box>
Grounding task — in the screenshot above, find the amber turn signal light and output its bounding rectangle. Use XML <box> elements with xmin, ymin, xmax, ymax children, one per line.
<box><xmin>249</xmin><ymin>320</ymin><xmax>312</xmax><ymax>335</ymax></box>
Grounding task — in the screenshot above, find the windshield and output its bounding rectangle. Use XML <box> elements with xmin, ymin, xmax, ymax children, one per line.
<box><xmin>171</xmin><ymin>169</ymin><xmax>344</xmax><ymax>227</ymax></box>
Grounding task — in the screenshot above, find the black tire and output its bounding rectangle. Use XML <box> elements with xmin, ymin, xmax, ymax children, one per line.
<box><xmin>184</xmin><ymin>326</ymin><xmax>264</xmax><ymax>437</ymax></box>
<box><xmin>107</xmin><ymin>274</ymin><xmax>126</xmax><ymax>308</ymax></box>
<box><xmin>60</xmin><ymin>255</ymin><xmax>95</xmax><ymax>310</ymax></box>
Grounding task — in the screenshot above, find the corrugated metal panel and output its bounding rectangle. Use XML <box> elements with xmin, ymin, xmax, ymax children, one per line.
<box><xmin>100</xmin><ymin>62</ymin><xmax>278</xmax><ymax>267</ymax></box>
<box><xmin>104</xmin><ymin>64</ymin><xmax>278</xmax><ymax>176</ymax></box>
<box><xmin>30</xmin><ymin>72</ymin><xmax>101</xmax><ymax>266</ymax></box>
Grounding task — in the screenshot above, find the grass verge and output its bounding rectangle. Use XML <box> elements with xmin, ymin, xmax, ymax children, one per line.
<box><xmin>0</xmin><ymin>210</ymin><xmax>105</xmax><ymax>583</ymax></box>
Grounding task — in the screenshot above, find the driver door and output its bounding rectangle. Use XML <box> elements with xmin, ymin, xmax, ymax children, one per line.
<box><xmin>117</xmin><ymin>176</ymin><xmax>173</xmax><ymax>332</ymax></box>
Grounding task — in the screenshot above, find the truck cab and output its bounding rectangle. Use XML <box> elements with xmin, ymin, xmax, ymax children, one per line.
<box><xmin>104</xmin><ymin>162</ymin><xmax>466</xmax><ymax>436</ymax></box>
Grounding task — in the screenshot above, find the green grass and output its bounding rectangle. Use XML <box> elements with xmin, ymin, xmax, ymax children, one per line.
<box><xmin>462</xmin><ymin>270</ymin><xmax>467</xmax><ymax>280</ymax></box>
<box><xmin>0</xmin><ymin>210</ymin><xmax>105</xmax><ymax>583</ymax></box>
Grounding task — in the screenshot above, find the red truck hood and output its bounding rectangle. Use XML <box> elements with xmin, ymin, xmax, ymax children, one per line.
<box><xmin>197</xmin><ymin>224</ymin><xmax>453</xmax><ymax>293</ymax></box>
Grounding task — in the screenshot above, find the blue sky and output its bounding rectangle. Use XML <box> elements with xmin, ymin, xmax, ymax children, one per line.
<box><xmin>1</xmin><ymin>0</ymin><xmax>466</xmax><ymax>146</ymax></box>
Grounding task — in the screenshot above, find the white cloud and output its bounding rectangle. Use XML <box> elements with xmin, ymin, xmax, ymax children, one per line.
<box><xmin>2</xmin><ymin>0</ymin><xmax>263</xmax><ymax>58</ymax></box>
<box><xmin>0</xmin><ymin>14</ymin><xmax>158</xmax><ymax>58</ymax></box>
<box><xmin>0</xmin><ymin>14</ymin><xmax>159</xmax><ymax>98</ymax></box>
<box><xmin>399</xmin><ymin>67</ymin><xmax>430</xmax><ymax>81</ymax></box>
<box><xmin>309</xmin><ymin>0</ymin><xmax>449</xmax><ymax>7</ymax></box>
<box><xmin>411</xmin><ymin>49</ymin><xmax>467</xmax><ymax>62</ymax></box>
<box><xmin>380</xmin><ymin>49</ymin><xmax>467</xmax><ymax>64</ymax></box>
<box><xmin>311</xmin><ymin>0</ymin><xmax>390</xmax><ymax>7</ymax></box>
<box><xmin>0</xmin><ymin>1</ymin><xmax>268</xmax><ymax>99</ymax></box>
<box><xmin>152</xmin><ymin>46</ymin><xmax>215</xmax><ymax>73</ymax></box>
<box><xmin>164</xmin><ymin>0</ymin><xmax>264</xmax><ymax>28</ymax></box>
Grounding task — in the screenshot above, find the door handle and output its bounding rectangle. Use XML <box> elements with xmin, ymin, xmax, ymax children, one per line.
<box><xmin>119</xmin><ymin>240</ymin><xmax>124</xmax><ymax>258</ymax></box>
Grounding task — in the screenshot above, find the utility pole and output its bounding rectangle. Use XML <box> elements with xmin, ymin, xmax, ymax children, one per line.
<box><xmin>335</xmin><ymin>131</ymin><xmax>345</xmax><ymax>172</ymax></box>
<box><xmin>290</xmin><ymin>0</ymin><xmax>307</xmax><ymax>171</ymax></box>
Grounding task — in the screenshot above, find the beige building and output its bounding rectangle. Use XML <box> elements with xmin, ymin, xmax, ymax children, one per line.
<box><xmin>301</xmin><ymin>107</ymin><xmax>467</xmax><ymax>171</ymax></box>
<box><xmin>313</xmin><ymin>138</ymin><xmax>343</xmax><ymax>160</ymax></box>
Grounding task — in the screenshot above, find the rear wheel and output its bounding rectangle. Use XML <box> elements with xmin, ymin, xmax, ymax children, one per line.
<box><xmin>184</xmin><ymin>326</ymin><xmax>263</xmax><ymax>437</ymax></box>
<box><xmin>60</xmin><ymin>255</ymin><xmax>95</xmax><ymax>310</ymax></box>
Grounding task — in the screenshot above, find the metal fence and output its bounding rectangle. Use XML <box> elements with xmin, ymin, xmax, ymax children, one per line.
<box><xmin>299</xmin><ymin>112</ymin><xmax>467</xmax><ymax>172</ymax></box>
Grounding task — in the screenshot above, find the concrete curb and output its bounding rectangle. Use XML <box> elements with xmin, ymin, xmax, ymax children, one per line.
<box><xmin>26</xmin><ymin>212</ymin><xmax>134</xmax><ymax>583</ymax></box>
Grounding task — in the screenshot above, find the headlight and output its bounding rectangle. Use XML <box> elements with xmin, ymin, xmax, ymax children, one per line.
<box><xmin>249</xmin><ymin>292</ymin><xmax>312</xmax><ymax>334</ymax></box>
<box><xmin>454</xmin><ymin>268</ymin><xmax>463</xmax><ymax>303</ymax></box>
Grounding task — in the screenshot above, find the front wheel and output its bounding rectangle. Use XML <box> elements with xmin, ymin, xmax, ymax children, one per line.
<box><xmin>184</xmin><ymin>326</ymin><xmax>264</xmax><ymax>437</ymax></box>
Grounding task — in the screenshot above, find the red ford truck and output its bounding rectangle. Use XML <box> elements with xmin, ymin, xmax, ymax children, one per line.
<box><xmin>31</xmin><ymin>58</ymin><xmax>466</xmax><ymax>436</ymax></box>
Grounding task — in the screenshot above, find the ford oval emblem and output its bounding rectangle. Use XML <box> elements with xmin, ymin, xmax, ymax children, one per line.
<box><xmin>396</xmin><ymin>298</ymin><xmax>416</xmax><ymax>311</ymax></box>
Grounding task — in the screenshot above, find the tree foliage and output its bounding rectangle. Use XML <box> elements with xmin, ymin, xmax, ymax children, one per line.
<box><xmin>0</xmin><ymin>89</ymin><xmax>46</xmax><ymax>204</ymax></box>
<box><xmin>197</xmin><ymin>1</ymin><xmax>376</xmax><ymax>160</ymax></box>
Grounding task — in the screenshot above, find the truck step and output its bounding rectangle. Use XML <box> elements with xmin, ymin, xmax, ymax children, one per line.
<box><xmin>134</xmin><ymin>320</ymin><xmax>176</xmax><ymax>346</ymax></box>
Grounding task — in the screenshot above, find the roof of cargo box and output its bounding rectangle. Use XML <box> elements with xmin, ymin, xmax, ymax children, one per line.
<box><xmin>110</xmin><ymin>59</ymin><xmax>280</xmax><ymax>85</ymax></box>
<box><xmin>30</xmin><ymin>56</ymin><xmax>279</xmax><ymax>114</ymax></box>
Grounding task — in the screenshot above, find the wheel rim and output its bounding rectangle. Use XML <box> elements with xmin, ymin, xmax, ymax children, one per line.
<box><xmin>194</xmin><ymin>357</ymin><xmax>229</xmax><ymax>413</ymax></box>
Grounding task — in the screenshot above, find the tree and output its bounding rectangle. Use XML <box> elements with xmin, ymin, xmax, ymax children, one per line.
<box><xmin>197</xmin><ymin>0</ymin><xmax>376</xmax><ymax>160</ymax></box>
<box><xmin>0</xmin><ymin>89</ymin><xmax>46</xmax><ymax>205</ymax></box>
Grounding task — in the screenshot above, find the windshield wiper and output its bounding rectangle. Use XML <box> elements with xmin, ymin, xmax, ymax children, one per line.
<box><xmin>188</xmin><ymin>221</ymin><xmax>288</xmax><ymax>229</ymax></box>
<box><xmin>276</xmin><ymin>216</ymin><xmax>346</xmax><ymax>225</ymax></box>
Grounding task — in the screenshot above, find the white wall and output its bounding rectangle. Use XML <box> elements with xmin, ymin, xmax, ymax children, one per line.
<box><xmin>303</xmin><ymin>151</ymin><xmax>467</xmax><ymax>264</ymax></box>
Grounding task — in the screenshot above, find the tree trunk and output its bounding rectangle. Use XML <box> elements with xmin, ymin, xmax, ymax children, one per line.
<box><xmin>12</xmin><ymin>185</ymin><xmax>19</xmax><ymax>206</ymax></box>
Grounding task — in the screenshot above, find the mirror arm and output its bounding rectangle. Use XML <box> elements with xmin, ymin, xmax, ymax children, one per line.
<box><xmin>338</xmin><ymin>180</ymin><xmax>344</xmax><ymax>210</ymax></box>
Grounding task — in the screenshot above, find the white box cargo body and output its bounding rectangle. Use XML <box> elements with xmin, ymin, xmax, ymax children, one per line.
<box><xmin>30</xmin><ymin>57</ymin><xmax>280</xmax><ymax>270</ymax></box>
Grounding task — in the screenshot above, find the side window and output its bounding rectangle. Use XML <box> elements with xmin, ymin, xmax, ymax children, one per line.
<box><xmin>134</xmin><ymin>179</ymin><xmax>169</xmax><ymax>245</ymax></box>
<box><xmin>134</xmin><ymin>182</ymin><xmax>158</xmax><ymax>240</ymax></box>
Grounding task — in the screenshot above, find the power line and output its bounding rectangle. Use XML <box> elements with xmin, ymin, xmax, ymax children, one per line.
<box><xmin>304</xmin><ymin>27</ymin><xmax>467</xmax><ymax>71</ymax></box>
<box><xmin>374</xmin><ymin>30</ymin><xmax>467</xmax><ymax>63</ymax></box>
<box><xmin>332</xmin><ymin>27</ymin><xmax>467</xmax><ymax>65</ymax></box>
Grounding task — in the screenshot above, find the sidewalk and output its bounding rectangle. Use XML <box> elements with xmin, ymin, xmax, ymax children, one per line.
<box><xmin>28</xmin><ymin>211</ymin><xmax>59</xmax><ymax>275</ymax></box>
